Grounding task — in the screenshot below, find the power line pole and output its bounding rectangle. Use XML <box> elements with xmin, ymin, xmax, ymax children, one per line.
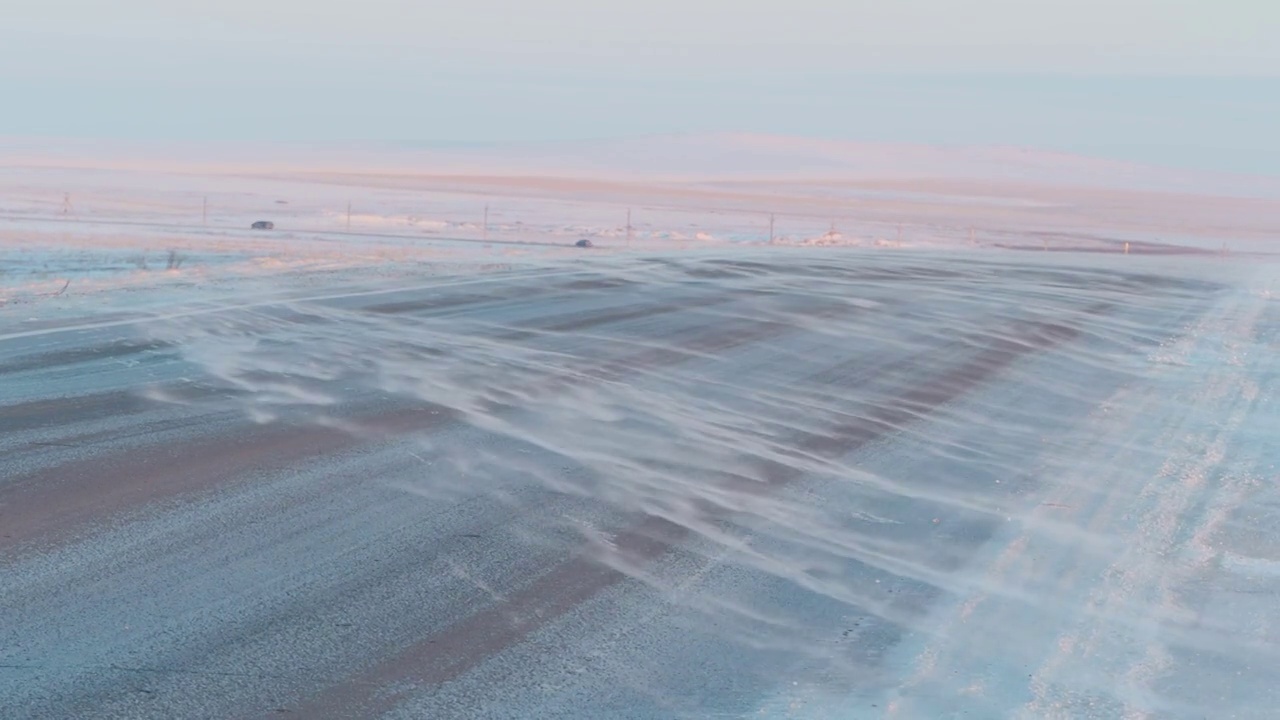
<box><xmin>769</xmin><ymin>213</ymin><xmax>775</xmax><ymax>243</ymax></box>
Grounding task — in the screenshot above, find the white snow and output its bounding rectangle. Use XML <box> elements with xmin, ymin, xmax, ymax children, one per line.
<box><xmin>4</xmin><ymin>136</ymin><xmax>1280</xmax><ymax>717</ymax></box>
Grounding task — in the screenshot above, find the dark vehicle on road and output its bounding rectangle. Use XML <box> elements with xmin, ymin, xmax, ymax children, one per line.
<box><xmin>251</xmin><ymin>221</ymin><xmax>275</xmax><ymax>230</ymax></box>
<box><xmin>575</xmin><ymin>238</ymin><xmax>593</xmax><ymax>248</ymax></box>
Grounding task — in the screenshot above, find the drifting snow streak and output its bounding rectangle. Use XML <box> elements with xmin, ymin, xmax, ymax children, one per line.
<box><xmin>10</xmin><ymin>248</ymin><xmax>1277</xmax><ymax>719</ymax></box>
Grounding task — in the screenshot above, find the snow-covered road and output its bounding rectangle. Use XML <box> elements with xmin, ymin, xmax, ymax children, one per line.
<box><xmin>2</xmin><ymin>248</ymin><xmax>1275</xmax><ymax>719</ymax></box>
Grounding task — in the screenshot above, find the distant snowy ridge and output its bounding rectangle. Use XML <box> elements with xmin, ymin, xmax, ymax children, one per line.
<box><xmin>3</xmin><ymin>133</ymin><xmax>1277</xmax><ymax>197</ymax></box>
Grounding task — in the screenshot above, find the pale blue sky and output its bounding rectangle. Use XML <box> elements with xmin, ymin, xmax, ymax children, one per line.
<box><xmin>2</xmin><ymin>1</ymin><xmax>1278</xmax><ymax>173</ymax></box>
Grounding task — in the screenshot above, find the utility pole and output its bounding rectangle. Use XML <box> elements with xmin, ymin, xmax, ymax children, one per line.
<box><xmin>769</xmin><ymin>213</ymin><xmax>775</xmax><ymax>243</ymax></box>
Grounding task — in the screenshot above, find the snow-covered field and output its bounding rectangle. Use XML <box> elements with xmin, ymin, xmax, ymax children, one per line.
<box><xmin>2</xmin><ymin>138</ymin><xmax>1279</xmax><ymax>719</ymax></box>
<box><xmin>4</xmin><ymin>135</ymin><xmax>1278</xmax><ymax>298</ymax></box>
<box><xmin>6</xmin><ymin>137</ymin><xmax>1278</xmax><ymax>313</ymax></box>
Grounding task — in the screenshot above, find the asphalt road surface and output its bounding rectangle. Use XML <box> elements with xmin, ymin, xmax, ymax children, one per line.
<box><xmin>3</xmin><ymin>250</ymin><xmax>1277</xmax><ymax>719</ymax></box>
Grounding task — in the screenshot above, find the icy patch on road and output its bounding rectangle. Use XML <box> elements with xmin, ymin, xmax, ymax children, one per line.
<box><xmin>142</xmin><ymin>248</ymin><xmax>1280</xmax><ymax>718</ymax></box>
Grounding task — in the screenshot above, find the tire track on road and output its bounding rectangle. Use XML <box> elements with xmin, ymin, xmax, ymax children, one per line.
<box><xmin>0</xmin><ymin>290</ymin><xmax>845</xmax><ymax>553</ymax></box>
<box><xmin>292</xmin><ymin>303</ymin><xmax>1112</xmax><ymax>720</ymax></box>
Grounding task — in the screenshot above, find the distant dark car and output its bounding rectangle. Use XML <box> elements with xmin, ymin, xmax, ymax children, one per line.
<box><xmin>251</xmin><ymin>221</ymin><xmax>275</xmax><ymax>230</ymax></box>
<box><xmin>574</xmin><ymin>239</ymin><xmax>593</xmax><ymax>248</ymax></box>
